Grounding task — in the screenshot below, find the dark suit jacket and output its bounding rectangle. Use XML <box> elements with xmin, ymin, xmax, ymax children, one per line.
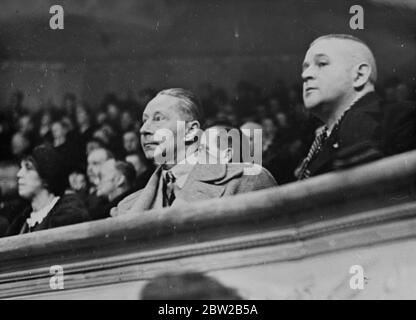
<box><xmin>86</xmin><ymin>192</ymin><xmax>109</xmax><ymax>221</ymax></box>
<box><xmin>0</xmin><ymin>196</ymin><xmax>29</xmax><ymax>237</ymax></box>
<box><xmin>112</xmin><ymin>161</ymin><xmax>278</xmax><ymax>215</ymax></box>
<box><xmin>0</xmin><ymin>216</ymin><xmax>8</xmax><ymax>237</ymax></box>
<box><xmin>307</xmin><ymin>92</ymin><xmax>416</xmax><ymax>177</ymax></box>
<box><xmin>5</xmin><ymin>194</ymin><xmax>90</xmax><ymax>237</ymax></box>
<box><xmin>91</xmin><ymin>189</ymin><xmax>135</xmax><ymax>220</ymax></box>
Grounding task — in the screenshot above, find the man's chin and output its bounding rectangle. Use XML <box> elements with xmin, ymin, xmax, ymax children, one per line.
<box><xmin>18</xmin><ymin>190</ymin><xmax>30</xmax><ymax>199</ymax></box>
<box><xmin>303</xmin><ymin>99</ymin><xmax>320</xmax><ymax>110</ymax></box>
<box><xmin>143</xmin><ymin>150</ymin><xmax>157</xmax><ymax>163</ymax></box>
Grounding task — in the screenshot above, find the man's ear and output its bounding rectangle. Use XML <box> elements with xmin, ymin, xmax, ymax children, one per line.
<box><xmin>353</xmin><ymin>62</ymin><xmax>372</xmax><ymax>89</ymax></box>
<box><xmin>184</xmin><ymin>120</ymin><xmax>202</xmax><ymax>143</ymax></box>
<box><xmin>116</xmin><ymin>174</ymin><xmax>126</xmax><ymax>188</ymax></box>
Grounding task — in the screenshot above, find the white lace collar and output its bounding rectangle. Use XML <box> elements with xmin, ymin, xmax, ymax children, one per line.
<box><xmin>26</xmin><ymin>196</ymin><xmax>60</xmax><ymax>228</ymax></box>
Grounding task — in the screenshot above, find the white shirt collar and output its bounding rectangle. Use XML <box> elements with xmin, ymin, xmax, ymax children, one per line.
<box><xmin>26</xmin><ymin>196</ymin><xmax>60</xmax><ymax>228</ymax></box>
<box><xmin>162</xmin><ymin>151</ymin><xmax>199</xmax><ymax>189</ymax></box>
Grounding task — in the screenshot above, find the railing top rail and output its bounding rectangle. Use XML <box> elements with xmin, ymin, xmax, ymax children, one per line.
<box><xmin>1</xmin><ymin>150</ymin><xmax>416</xmax><ymax>261</ymax></box>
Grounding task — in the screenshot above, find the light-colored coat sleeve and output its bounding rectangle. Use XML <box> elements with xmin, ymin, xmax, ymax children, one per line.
<box><xmin>222</xmin><ymin>164</ymin><xmax>277</xmax><ymax>196</ymax></box>
<box><xmin>110</xmin><ymin>190</ymin><xmax>142</xmax><ymax>217</ymax></box>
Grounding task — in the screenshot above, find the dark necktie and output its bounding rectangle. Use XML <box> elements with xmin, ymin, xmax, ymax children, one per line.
<box><xmin>163</xmin><ymin>170</ymin><xmax>176</xmax><ymax>207</ymax></box>
<box><xmin>296</xmin><ymin>126</ymin><xmax>328</xmax><ymax>180</ymax></box>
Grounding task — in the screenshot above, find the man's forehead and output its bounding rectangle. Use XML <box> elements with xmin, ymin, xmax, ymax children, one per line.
<box><xmin>89</xmin><ymin>149</ymin><xmax>107</xmax><ymax>162</ymax></box>
<box><xmin>305</xmin><ymin>38</ymin><xmax>350</xmax><ymax>59</ymax></box>
<box><xmin>102</xmin><ymin>160</ymin><xmax>115</xmax><ymax>171</ymax></box>
<box><xmin>144</xmin><ymin>94</ymin><xmax>181</xmax><ymax>115</ymax></box>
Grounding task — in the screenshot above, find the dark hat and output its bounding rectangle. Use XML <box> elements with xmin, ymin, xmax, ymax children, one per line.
<box><xmin>27</xmin><ymin>145</ymin><xmax>67</xmax><ymax>196</ymax></box>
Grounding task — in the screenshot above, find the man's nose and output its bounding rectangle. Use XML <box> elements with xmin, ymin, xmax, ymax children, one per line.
<box><xmin>16</xmin><ymin>168</ymin><xmax>23</xmax><ymax>178</ymax></box>
<box><xmin>302</xmin><ymin>66</ymin><xmax>315</xmax><ymax>82</ymax></box>
<box><xmin>140</xmin><ymin>120</ymin><xmax>153</xmax><ymax>135</ymax></box>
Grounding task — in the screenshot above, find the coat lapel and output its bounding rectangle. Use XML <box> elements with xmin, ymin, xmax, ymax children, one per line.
<box><xmin>128</xmin><ymin>155</ymin><xmax>243</xmax><ymax>210</ymax></box>
<box><xmin>127</xmin><ymin>166</ymin><xmax>163</xmax><ymax>212</ymax></box>
<box><xmin>173</xmin><ymin>163</ymin><xmax>227</xmax><ymax>204</ymax></box>
<box><xmin>308</xmin><ymin>139</ymin><xmax>335</xmax><ymax>176</ymax></box>
<box><xmin>309</xmin><ymin>93</ymin><xmax>382</xmax><ymax>176</ymax></box>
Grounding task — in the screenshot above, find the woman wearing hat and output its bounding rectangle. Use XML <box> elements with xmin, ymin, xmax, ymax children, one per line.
<box><xmin>5</xmin><ymin>145</ymin><xmax>90</xmax><ymax>236</ymax></box>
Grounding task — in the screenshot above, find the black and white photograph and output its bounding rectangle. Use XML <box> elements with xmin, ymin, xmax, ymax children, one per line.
<box><xmin>0</xmin><ymin>0</ymin><xmax>415</xmax><ymax>303</ymax></box>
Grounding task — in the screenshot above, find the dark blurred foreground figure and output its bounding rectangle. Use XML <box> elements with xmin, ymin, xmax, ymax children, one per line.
<box><xmin>296</xmin><ymin>34</ymin><xmax>416</xmax><ymax>179</ymax></box>
<box><xmin>4</xmin><ymin>145</ymin><xmax>90</xmax><ymax>236</ymax></box>
<box><xmin>140</xmin><ymin>272</ymin><xmax>242</xmax><ymax>300</ymax></box>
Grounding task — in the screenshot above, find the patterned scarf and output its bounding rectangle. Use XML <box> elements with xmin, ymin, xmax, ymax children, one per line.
<box><xmin>296</xmin><ymin>125</ymin><xmax>328</xmax><ymax>180</ymax></box>
<box><xmin>296</xmin><ymin>97</ymin><xmax>361</xmax><ymax>180</ymax></box>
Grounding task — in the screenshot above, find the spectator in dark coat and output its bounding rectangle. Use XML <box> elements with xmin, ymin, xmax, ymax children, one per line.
<box><xmin>84</xmin><ymin>147</ymin><xmax>114</xmax><ymax>220</ymax></box>
<box><xmin>4</xmin><ymin>145</ymin><xmax>90</xmax><ymax>237</ymax></box>
<box><xmin>296</xmin><ymin>34</ymin><xmax>416</xmax><ymax>179</ymax></box>
<box><xmin>93</xmin><ymin>159</ymin><xmax>136</xmax><ymax>219</ymax></box>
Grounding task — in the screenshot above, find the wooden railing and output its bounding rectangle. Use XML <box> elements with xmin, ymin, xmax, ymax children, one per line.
<box><xmin>1</xmin><ymin>150</ymin><xmax>416</xmax><ymax>299</ymax></box>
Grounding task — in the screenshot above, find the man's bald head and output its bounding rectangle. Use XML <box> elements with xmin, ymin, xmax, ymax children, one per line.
<box><xmin>302</xmin><ymin>34</ymin><xmax>378</xmax><ymax>115</ymax></box>
<box><xmin>310</xmin><ymin>34</ymin><xmax>377</xmax><ymax>84</ymax></box>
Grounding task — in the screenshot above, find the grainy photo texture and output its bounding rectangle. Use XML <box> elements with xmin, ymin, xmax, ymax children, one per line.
<box><xmin>0</xmin><ymin>0</ymin><xmax>415</xmax><ymax>302</ymax></box>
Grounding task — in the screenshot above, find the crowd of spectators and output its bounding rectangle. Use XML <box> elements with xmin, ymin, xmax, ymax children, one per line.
<box><xmin>0</xmin><ymin>77</ymin><xmax>414</xmax><ymax>236</ymax></box>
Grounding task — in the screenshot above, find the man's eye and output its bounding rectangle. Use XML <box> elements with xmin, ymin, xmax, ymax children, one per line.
<box><xmin>24</xmin><ymin>163</ymin><xmax>34</xmax><ymax>170</ymax></box>
<box><xmin>317</xmin><ymin>62</ymin><xmax>328</xmax><ymax>67</ymax></box>
<box><xmin>154</xmin><ymin>115</ymin><xmax>163</xmax><ymax>121</ymax></box>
